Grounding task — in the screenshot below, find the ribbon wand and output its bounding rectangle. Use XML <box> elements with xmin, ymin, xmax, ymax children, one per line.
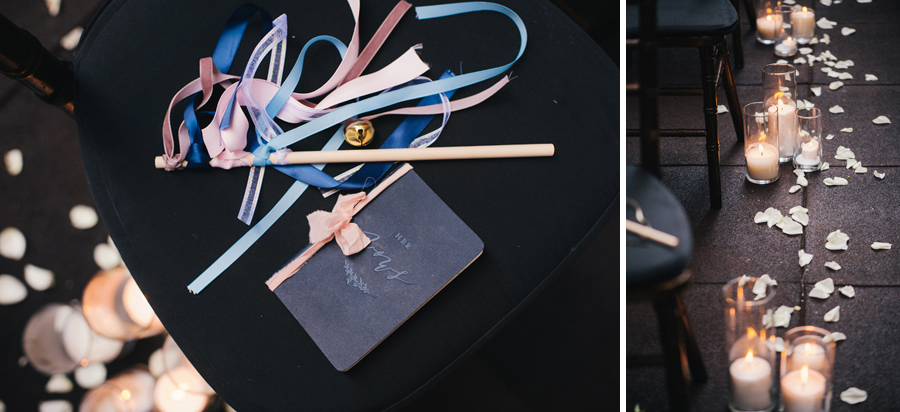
<box><xmin>155</xmin><ymin>143</ymin><xmax>554</xmax><ymax>169</ymax></box>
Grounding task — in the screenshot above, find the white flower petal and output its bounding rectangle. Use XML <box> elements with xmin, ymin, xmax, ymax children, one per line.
<box><xmin>811</xmin><ymin>87</ymin><xmax>822</xmax><ymax>96</ymax></box>
<box><xmin>874</xmin><ymin>170</ymin><xmax>886</xmax><ymax>179</ymax></box>
<box><xmin>799</xmin><ymin>47</ymin><xmax>813</xmax><ymax>55</ymax></box>
<box><xmin>803</xmin><ymin>99</ymin><xmax>815</xmax><ymax>108</ymax></box>
<box><xmin>38</xmin><ymin>400</ymin><xmax>72</xmax><ymax>412</ymax></box>
<box><xmin>45</xmin><ymin>0</ymin><xmax>60</xmax><ymax>16</ymax></box>
<box><xmin>717</xmin><ymin>105</ymin><xmax>729</xmax><ymax>114</ymax></box>
<box><xmin>838</xmin><ymin>72</ymin><xmax>853</xmax><ymax>80</ymax></box>
<box><xmin>809</xmin><ymin>37</ymin><xmax>820</xmax><ymax>45</ymax></box>
<box><xmin>0</xmin><ymin>227</ymin><xmax>26</xmax><ymax>260</ymax></box>
<box><xmin>773</xmin><ymin>305</ymin><xmax>795</xmax><ymax>328</ymax></box>
<box><xmin>793</xmin><ymin>57</ymin><xmax>807</xmax><ymax>65</ymax></box>
<box><xmin>826</xmin><ymin>229</ymin><xmax>850</xmax><ymax>250</ymax></box>
<box><xmin>831</xmin><ymin>332</ymin><xmax>847</xmax><ymax>341</ymax></box>
<box><xmin>817</xmin><ymin>17</ymin><xmax>837</xmax><ymax>29</ymax></box>
<box><xmin>68</xmin><ymin>205</ymin><xmax>98</xmax><ymax>230</ymax></box>
<box><xmin>873</xmin><ymin>115</ymin><xmax>891</xmax><ymax>124</ymax></box>
<box><xmin>827</xmin><ymin>70</ymin><xmax>841</xmax><ymax>78</ymax></box>
<box><xmin>93</xmin><ymin>243</ymin><xmax>122</xmax><ymax>270</ymax></box>
<box><xmin>59</xmin><ymin>27</ymin><xmax>83</xmax><ymax>51</ymax></box>
<box><xmin>789</xmin><ymin>185</ymin><xmax>802</xmax><ymax>193</ymax></box>
<box><xmin>792</xmin><ymin>211</ymin><xmax>810</xmax><ymax>226</ymax></box>
<box><xmin>824</xmin><ymin>306</ymin><xmax>840</xmax><ymax>322</ymax></box>
<box><xmin>841</xmin><ymin>27</ymin><xmax>856</xmax><ymax>36</ymax></box>
<box><xmin>0</xmin><ymin>275</ymin><xmax>27</xmax><ymax>305</ymax></box>
<box><xmin>824</xmin><ymin>177</ymin><xmax>849</xmax><ymax>186</ymax></box>
<box><xmin>45</xmin><ymin>374</ymin><xmax>73</xmax><ymax>394</ymax></box>
<box><xmin>797</xmin><ymin>175</ymin><xmax>809</xmax><ymax>187</ymax></box>
<box><xmin>821</xmin><ymin>0</ymin><xmax>832</xmax><ymax>5</ymax></box>
<box><xmin>754</xmin><ymin>211</ymin><xmax>770</xmax><ymax>224</ymax></box>
<box><xmin>840</xmin><ymin>387</ymin><xmax>868</xmax><ymax>404</ymax></box>
<box><xmin>840</xmin><ymin>285</ymin><xmax>856</xmax><ymax>298</ymax></box>
<box><xmin>24</xmin><ymin>264</ymin><xmax>54</xmax><ymax>291</ymax></box>
<box><xmin>821</xmin><ymin>66</ymin><xmax>833</xmax><ymax>73</ymax></box>
<box><xmin>799</xmin><ymin>249</ymin><xmax>814</xmax><ymax>267</ymax></box>
<box><xmin>825</xmin><ymin>261</ymin><xmax>842</xmax><ymax>270</ymax></box>
<box><xmin>865</xmin><ymin>74</ymin><xmax>878</xmax><ymax>81</ymax></box>
<box><xmin>846</xmin><ymin>159</ymin><xmax>859</xmax><ymax>169</ymax></box>
<box><xmin>835</xmin><ymin>147</ymin><xmax>854</xmax><ymax>160</ymax></box>
<box><xmin>793</xmin><ymin>169</ymin><xmax>806</xmax><ymax>178</ymax></box>
<box><xmin>829</xmin><ymin>105</ymin><xmax>844</xmax><ymax>114</ymax></box>
<box><xmin>871</xmin><ymin>242</ymin><xmax>892</xmax><ymax>250</ymax></box>
<box><xmin>4</xmin><ymin>149</ymin><xmax>23</xmax><ymax>176</ymax></box>
<box><xmin>855</xmin><ymin>166</ymin><xmax>868</xmax><ymax>174</ymax></box>
<box><xmin>777</xmin><ymin>59</ymin><xmax>789</xmax><ymax>65</ymax></box>
<box><xmin>825</xmin><ymin>134</ymin><xmax>834</xmax><ymax>140</ymax></box>
<box><xmin>816</xmin><ymin>278</ymin><xmax>835</xmax><ymax>294</ymax></box>
<box><xmin>821</xmin><ymin>33</ymin><xmax>832</xmax><ymax>44</ymax></box>
<box><xmin>809</xmin><ymin>287</ymin><xmax>831</xmax><ymax>299</ymax></box>
<box><xmin>738</xmin><ymin>275</ymin><xmax>752</xmax><ymax>286</ymax></box>
<box><xmin>820</xmin><ymin>162</ymin><xmax>831</xmax><ymax>170</ymax></box>
<box><xmin>765</xmin><ymin>207</ymin><xmax>783</xmax><ymax>227</ymax></box>
<box><xmin>829</xmin><ymin>81</ymin><xmax>844</xmax><ymax>90</ymax></box>
<box><xmin>753</xmin><ymin>275</ymin><xmax>777</xmax><ymax>299</ymax></box>
<box><xmin>840</xmin><ymin>127</ymin><xmax>853</xmax><ymax>133</ymax></box>
<box><xmin>782</xmin><ymin>219</ymin><xmax>804</xmax><ymax>235</ymax></box>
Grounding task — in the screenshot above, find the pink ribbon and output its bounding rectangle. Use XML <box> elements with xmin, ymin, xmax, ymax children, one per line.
<box><xmin>265</xmin><ymin>163</ymin><xmax>413</xmax><ymax>291</ymax></box>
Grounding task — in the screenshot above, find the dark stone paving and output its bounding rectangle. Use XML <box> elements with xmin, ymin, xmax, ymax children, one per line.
<box><xmin>627</xmin><ymin>0</ymin><xmax>900</xmax><ymax>410</ymax></box>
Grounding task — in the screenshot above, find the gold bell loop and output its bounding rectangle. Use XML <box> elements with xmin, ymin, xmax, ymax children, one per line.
<box><xmin>343</xmin><ymin>120</ymin><xmax>374</xmax><ymax>147</ymax></box>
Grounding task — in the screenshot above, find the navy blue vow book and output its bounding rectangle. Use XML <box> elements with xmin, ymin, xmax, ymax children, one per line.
<box><xmin>272</xmin><ymin>169</ymin><xmax>484</xmax><ymax>371</ymax></box>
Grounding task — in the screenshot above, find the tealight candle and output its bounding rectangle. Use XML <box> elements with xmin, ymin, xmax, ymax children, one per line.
<box><xmin>775</xmin><ymin>36</ymin><xmax>798</xmax><ymax>57</ymax></box>
<box><xmin>757</xmin><ymin>13</ymin><xmax>783</xmax><ymax>42</ymax></box>
<box><xmin>730</xmin><ymin>350</ymin><xmax>773</xmax><ymax>410</ymax></box>
<box><xmin>781</xmin><ymin>366</ymin><xmax>826</xmax><ymax>412</ymax></box>
<box><xmin>796</xmin><ymin>140</ymin><xmax>820</xmax><ymax>166</ymax></box>
<box><xmin>791</xmin><ymin>7</ymin><xmax>816</xmax><ymax>43</ymax></box>
<box><xmin>791</xmin><ymin>342</ymin><xmax>826</xmax><ymax>371</ymax></box>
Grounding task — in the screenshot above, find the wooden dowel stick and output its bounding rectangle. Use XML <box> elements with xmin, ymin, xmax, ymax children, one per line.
<box><xmin>625</xmin><ymin>219</ymin><xmax>680</xmax><ymax>248</ymax></box>
<box><xmin>155</xmin><ymin>143</ymin><xmax>554</xmax><ymax>169</ymax></box>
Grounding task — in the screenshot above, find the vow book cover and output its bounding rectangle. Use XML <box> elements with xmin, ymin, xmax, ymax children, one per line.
<box><xmin>273</xmin><ymin>169</ymin><xmax>483</xmax><ymax>371</ymax></box>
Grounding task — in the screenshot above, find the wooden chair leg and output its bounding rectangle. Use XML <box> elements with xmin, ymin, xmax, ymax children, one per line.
<box><xmin>654</xmin><ymin>292</ymin><xmax>691</xmax><ymax>412</ymax></box>
<box><xmin>699</xmin><ymin>44</ymin><xmax>722</xmax><ymax>209</ymax></box>
<box><xmin>721</xmin><ymin>45</ymin><xmax>744</xmax><ymax>145</ymax></box>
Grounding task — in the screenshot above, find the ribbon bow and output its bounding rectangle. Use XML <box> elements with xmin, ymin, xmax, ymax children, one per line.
<box><xmin>307</xmin><ymin>192</ymin><xmax>371</xmax><ymax>255</ymax></box>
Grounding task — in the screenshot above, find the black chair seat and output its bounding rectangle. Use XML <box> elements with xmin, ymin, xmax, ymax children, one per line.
<box><xmin>71</xmin><ymin>0</ymin><xmax>619</xmax><ymax>410</ymax></box>
<box><xmin>626</xmin><ymin>166</ymin><xmax>692</xmax><ymax>290</ymax></box>
<box><xmin>626</xmin><ymin>0</ymin><xmax>738</xmax><ymax>38</ymax></box>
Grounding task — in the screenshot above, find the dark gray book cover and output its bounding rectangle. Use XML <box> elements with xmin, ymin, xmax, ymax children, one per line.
<box><xmin>273</xmin><ymin>170</ymin><xmax>483</xmax><ymax>371</ymax></box>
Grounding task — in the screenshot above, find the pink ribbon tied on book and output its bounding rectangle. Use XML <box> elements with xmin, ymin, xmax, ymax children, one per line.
<box><xmin>265</xmin><ymin>163</ymin><xmax>413</xmax><ymax>291</ymax></box>
<box><xmin>307</xmin><ymin>192</ymin><xmax>371</xmax><ymax>256</ymax></box>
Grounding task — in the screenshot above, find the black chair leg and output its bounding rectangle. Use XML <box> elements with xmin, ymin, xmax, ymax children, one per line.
<box><xmin>699</xmin><ymin>44</ymin><xmax>722</xmax><ymax>209</ymax></box>
<box><xmin>721</xmin><ymin>46</ymin><xmax>743</xmax><ymax>144</ymax></box>
<box><xmin>654</xmin><ymin>292</ymin><xmax>691</xmax><ymax>412</ymax></box>
<box><xmin>729</xmin><ymin>0</ymin><xmax>745</xmax><ymax>69</ymax></box>
<box><xmin>675</xmin><ymin>292</ymin><xmax>707</xmax><ymax>383</ymax></box>
<box><xmin>744</xmin><ymin>0</ymin><xmax>756</xmax><ymax>30</ymax></box>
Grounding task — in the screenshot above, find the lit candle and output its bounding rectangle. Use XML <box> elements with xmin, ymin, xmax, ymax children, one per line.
<box><xmin>796</xmin><ymin>139</ymin><xmax>820</xmax><ymax>166</ymax></box>
<box><xmin>730</xmin><ymin>350</ymin><xmax>773</xmax><ymax>410</ymax></box>
<box><xmin>791</xmin><ymin>7</ymin><xmax>816</xmax><ymax>42</ymax></box>
<box><xmin>781</xmin><ymin>366</ymin><xmax>827</xmax><ymax>412</ymax></box>
<box><xmin>154</xmin><ymin>367</ymin><xmax>212</xmax><ymax>412</ymax></box>
<box><xmin>122</xmin><ymin>277</ymin><xmax>161</xmax><ymax>329</ymax></box>
<box><xmin>768</xmin><ymin>99</ymin><xmax>797</xmax><ymax>160</ymax></box>
<box><xmin>757</xmin><ymin>12</ymin><xmax>783</xmax><ymax>41</ymax></box>
<box><xmin>81</xmin><ymin>369</ymin><xmax>156</xmax><ymax>412</ymax></box>
<box><xmin>791</xmin><ymin>342</ymin><xmax>826</xmax><ymax>371</ymax></box>
<box><xmin>746</xmin><ymin>136</ymin><xmax>780</xmax><ymax>181</ymax></box>
<box><xmin>775</xmin><ymin>36</ymin><xmax>798</xmax><ymax>57</ymax></box>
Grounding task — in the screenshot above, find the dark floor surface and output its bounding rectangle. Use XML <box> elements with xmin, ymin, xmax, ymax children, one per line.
<box><xmin>627</xmin><ymin>1</ymin><xmax>900</xmax><ymax>411</ymax></box>
<box><xmin>0</xmin><ymin>0</ymin><xmax>618</xmax><ymax>411</ymax></box>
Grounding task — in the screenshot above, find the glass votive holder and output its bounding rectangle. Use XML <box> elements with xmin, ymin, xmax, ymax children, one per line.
<box><xmin>780</xmin><ymin>326</ymin><xmax>835</xmax><ymax>412</ymax></box>
<box><xmin>743</xmin><ymin>102</ymin><xmax>780</xmax><ymax>184</ymax></box>
<box><xmin>790</xmin><ymin>5</ymin><xmax>816</xmax><ymax>44</ymax></box>
<box><xmin>763</xmin><ymin>64</ymin><xmax>799</xmax><ymax>162</ymax></box>
<box><xmin>22</xmin><ymin>302</ymin><xmax>125</xmax><ymax>375</ymax></box>
<box><xmin>724</xmin><ymin>277</ymin><xmax>778</xmax><ymax>412</ymax></box>
<box><xmin>82</xmin><ymin>265</ymin><xmax>166</xmax><ymax>341</ymax></box>
<box><xmin>794</xmin><ymin>108</ymin><xmax>823</xmax><ymax>171</ymax></box>
<box><xmin>774</xmin><ymin>7</ymin><xmax>798</xmax><ymax>57</ymax></box>
<box><xmin>755</xmin><ymin>0</ymin><xmax>784</xmax><ymax>44</ymax></box>
<box><xmin>80</xmin><ymin>367</ymin><xmax>157</xmax><ymax>412</ymax></box>
<box><xmin>154</xmin><ymin>335</ymin><xmax>217</xmax><ymax>412</ymax></box>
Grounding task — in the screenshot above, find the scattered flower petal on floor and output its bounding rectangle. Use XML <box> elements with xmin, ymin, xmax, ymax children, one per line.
<box><xmin>820</xmin><ymin>0</ymin><xmax>832</xmax><ymax>5</ymax></box>
<box><xmin>69</xmin><ymin>205</ymin><xmax>98</xmax><ymax>230</ymax></box>
<box><xmin>4</xmin><ymin>149</ymin><xmax>22</xmax><ymax>176</ymax></box>
<box><xmin>829</xmin><ymin>81</ymin><xmax>844</xmax><ymax>90</ymax></box>
<box><xmin>45</xmin><ymin>374</ymin><xmax>73</xmax><ymax>394</ymax></box>
<box><xmin>738</xmin><ymin>275</ymin><xmax>751</xmax><ymax>286</ymax></box>
<box><xmin>873</xmin><ymin>115</ymin><xmax>890</xmax><ymax>124</ymax></box>
<box><xmin>782</xmin><ymin>219</ymin><xmax>804</xmax><ymax>235</ymax></box>
<box><xmin>835</xmin><ymin>146</ymin><xmax>855</xmax><ymax>159</ymax></box>
<box><xmin>824</xmin><ymin>306</ymin><xmax>840</xmax><ymax>322</ymax></box>
<box><xmin>846</xmin><ymin>159</ymin><xmax>859</xmax><ymax>169</ymax></box>
<box><xmin>753</xmin><ymin>275</ymin><xmax>778</xmax><ymax>300</ymax></box>
<box><xmin>840</xmin><ymin>127</ymin><xmax>853</xmax><ymax>133</ymax></box>
<box><xmin>840</xmin><ymin>285</ymin><xmax>856</xmax><ymax>298</ymax></box>
<box><xmin>0</xmin><ymin>227</ymin><xmax>26</xmax><ymax>261</ymax></box>
<box><xmin>824</xmin><ymin>177</ymin><xmax>849</xmax><ymax>186</ymax></box>
<box><xmin>817</xmin><ymin>17</ymin><xmax>837</xmax><ymax>29</ymax></box>
<box><xmin>800</xmin><ymin>47</ymin><xmax>813</xmax><ymax>55</ymax></box>
<box><xmin>840</xmin><ymin>387</ymin><xmax>868</xmax><ymax>404</ymax></box>
<box><xmin>831</xmin><ymin>332</ymin><xmax>847</xmax><ymax>342</ymax></box>
<box><xmin>865</xmin><ymin>74</ymin><xmax>878</xmax><ymax>81</ymax></box>
<box><xmin>797</xmin><ymin>175</ymin><xmax>809</xmax><ymax>187</ymax></box>
<box><xmin>24</xmin><ymin>264</ymin><xmax>54</xmax><ymax>291</ymax></box>
<box><xmin>821</xmin><ymin>162</ymin><xmax>830</xmax><ymax>170</ymax></box>
<box><xmin>838</xmin><ymin>72</ymin><xmax>853</xmax><ymax>80</ymax></box>
<box><xmin>809</xmin><ymin>286</ymin><xmax>831</xmax><ymax>299</ymax></box>
<box><xmin>825</xmin><ymin>261</ymin><xmax>842</xmax><ymax>270</ymax></box>
<box><xmin>799</xmin><ymin>249</ymin><xmax>814</xmax><ymax>267</ymax></box>
<box><xmin>826</xmin><ymin>229</ymin><xmax>850</xmax><ymax>250</ymax></box>
<box><xmin>45</xmin><ymin>0</ymin><xmax>60</xmax><ymax>16</ymax></box>
<box><xmin>841</xmin><ymin>27</ymin><xmax>856</xmax><ymax>36</ymax></box>
<box><xmin>829</xmin><ymin>105</ymin><xmax>844</xmax><ymax>114</ymax></box>
<box><xmin>790</xmin><ymin>185</ymin><xmax>802</xmax><ymax>193</ymax></box>
<box><xmin>874</xmin><ymin>170</ymin><xmax>885</xmax><ymax>179</ymax></box>
<box><xmin>792</xmin><ymin>210</ymin><xmax>809</xmax><ymax>226</ymax></box>
<box><xmin>717</xmin><ymin>105</ymin><xmax>728</xmax><ymax>114</ymax></box>
<box><xmin>74</xmin><ymin>363</ymin><xmax>106</xmax><ymax>389</ymax></box>
<box><xmin>821</xmin><ymin>33</ymin><xmax>832</xmax><ymax>44</ymax></box>
<box><xmin>38</xmin><ymin>400</ymin><xmax>72</xmax><ymax>412</ymax></box>
<box><xmin>811</xmin><ymin>86</ymin><xmax>822</xmax><ymax>96</ymax></box>
<box><xmin>816</xmin><ymin>278</ymin><xmax>835</xmax><ymax>294</ymax></box>
<box><xmin>0</xmin><ymin>275</ymin><xmax>27</xmax><ymax>305</ymax></box>
<box><xmin>825</xmin><ymin>134</ymin><xmax>834</xmax><ymax>140</ymax></box>
<box><xmin>871</xmin><ymin>242</ymin><xmax>892</xmax><ymax>250</ymax></box>
<box><xmin>60</xmin><ymin>27</ymin><xmax>83</xmax><ymax>51</ymax></box>
<box><xmin>855</xmin><ymin>166</ymin><xmax>868</xmax><ymax>174</ymax></box>
<box><xmin>794</xmin><ymin>57</ymin><xmax>807</xmax><ymax>65</ymax></box>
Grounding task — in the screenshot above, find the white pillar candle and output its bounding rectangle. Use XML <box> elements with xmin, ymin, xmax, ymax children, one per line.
<box><xmin>746</xmin><ymin>141</ymin><xmax>780</xmax><ymax>181</ymax></box>
<box><xmin>791</xmin><ymin>342</ymin><xmax>826</xmax><ymax>371</ymax></box>
<box><xmin>796</xmin><ymin>140</ymin><xmax>821</xmax><ymax>166</ymax></box>
<box><xmin>757</xmin><ymin>14</ymin><xmax>783</xmax><ymax>41</ymax></box>
<box><xmin>781</xmin><ymin>366</ymin><xmax>826</xmax><ymax>412</ymax></box>
<box><xmin>791</xmin><ymin>7</ymin><xmax>816</xmax><ymax>42</ymax></box>
<box><xmin>768</xmin><ymin>101</ymin><xmax>797</xmax><ymax>159</ymax></box>
<box><xmin>730</xmin><ymin>351</ymin><xmax>773</xmax><ymax>410</ymax></box>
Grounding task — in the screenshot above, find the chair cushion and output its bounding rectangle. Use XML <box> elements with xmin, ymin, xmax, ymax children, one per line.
<box><xmin>626</xmin><ymin>166</ymin><xmax>692</xmax><ymax>290</ymax></box>
<box><xmin>626</xmin><ymin>0</ymin><xmax>739</xmax><ymax>38</ymax></box>
<box><xmin>72</xmin><ymin>0</ymin><xmax>619</xmax><ymax>410</ymax></box>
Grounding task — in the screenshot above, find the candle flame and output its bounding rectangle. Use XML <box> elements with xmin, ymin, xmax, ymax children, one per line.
<box><xmin>804</xmin><ymin>342</ymin><xmax>813</xmax><ymax>353</ymax></box>
<box><xmin>172</xmin><ymin>389</ymin><xmax>186</xmax><ymax>401</ymax></box>
<box><xmin>803</xmin><ymin>6</ymin><xmax>808</xmax><ymax>11</ymax></box>
<box><xmin>788</xmin><ymin>36</ymin><xmax>793</xmax><ymax>41</ymax></box>
<box><xmin>119</xmin><ymin>389</ymin><xmax>132</xmax><ymax>401</ymax></box>
<box><xmin>759</xmin><ymin>144</ymin><xmax>764</xmax><ymax>156</ymax></box>
<box><xmin>801</xmin><ymin>365</ymin><xmax>809</xmax><ymax>381</ymax></box>
<box><xmin>747</xmin><ymin>327</ymin><xmax>757</xmax><ymax>339</ymax></box>
<box><xmin>80</xmin><ymin>359</ymin><xmax>89</xmax><ymax>367</ymax></box>
<box><xmin>746</xmin><ymin>350</ymin><xmax>754</xmax><ymax>363</ymax></box>
<box><xmin>767</xmin><ymin>14</ymin><xmax>772</xmax><ymax>21</ymax></box>
<box><xmin>778</xmin><ymin>99</ymin><xmax>785</xmax><ymax>108</ymax></box>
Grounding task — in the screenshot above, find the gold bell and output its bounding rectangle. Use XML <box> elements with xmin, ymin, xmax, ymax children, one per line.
<box><xmin>343</xmin><ymin>120</ymin><xmax>374</xmax><ymax>147</ymax></box>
